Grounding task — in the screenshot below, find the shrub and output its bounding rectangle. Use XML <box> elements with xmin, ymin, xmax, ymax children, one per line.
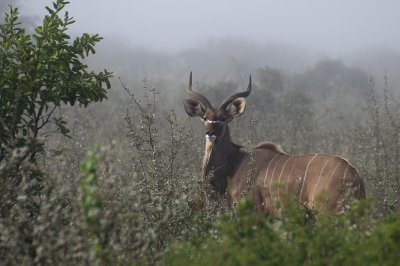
<box><xmin>164</xmin><ymin>198</ymin><xmax>400</xmax><ymax>266</ymax></box>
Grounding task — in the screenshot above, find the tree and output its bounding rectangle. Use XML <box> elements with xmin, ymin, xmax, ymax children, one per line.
<box><xmin>0</xmin><ymin>0</ymin><xmax>112</xmax><ymax>175</ymax></box>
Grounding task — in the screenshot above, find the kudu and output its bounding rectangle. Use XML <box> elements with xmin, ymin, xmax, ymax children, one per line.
<box><xmin>184</xmin><ymin>72</ymin><xmax>366</xmax><ymax>215</ymax></box>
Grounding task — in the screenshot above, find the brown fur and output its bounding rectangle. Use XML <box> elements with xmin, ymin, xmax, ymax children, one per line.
<box><xmin>231</xmin><ymin>140</ymin><xmax>244</xmax><ymax>150</ymax></box>
<box><xmin>255</xmin><ymin>141</ymin><xmax>286</xmax><ymax>154</ymax></box>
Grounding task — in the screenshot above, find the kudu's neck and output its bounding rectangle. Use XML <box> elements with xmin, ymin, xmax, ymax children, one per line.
<box><xmin>200</xmin><ymin>126</ymin><xmax>245</xmax><ymax>194</ymax></box>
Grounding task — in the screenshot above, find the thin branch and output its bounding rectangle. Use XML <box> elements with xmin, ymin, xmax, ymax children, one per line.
<box><xmin>33</xmin><ymin>103</ymin><xmax>45</xmax><ymax>138</ymax></box>
<box><xmin>10</xmin><ymin>94</ymin><xmax>21</xmax><ymax>140</ymax></box>
<box><xmin>37</xmin><ymin>105</ymin><xmax>57</xmax><ymax>130</ymax></box>
<box><xmin>119</xmin><ymin>77</ymin><xmax>145</xmax><ymax>113</ymax></box>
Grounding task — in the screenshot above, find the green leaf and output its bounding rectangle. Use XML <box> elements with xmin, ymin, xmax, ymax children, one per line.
<box><xmin>45</xmin><ymin>6</ymin><xmax>54</xmax><ymax>15</ymax></box>
<box><xmin>105</xmin><ymin>79</ymin><xmax>111</xmax><ymax>90</ymax></box>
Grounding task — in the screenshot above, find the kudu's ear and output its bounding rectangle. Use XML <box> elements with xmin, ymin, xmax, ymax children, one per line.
<box><xmin>226</xmin><ymin>97</ymin><xmax>246</xmax><ymax>117</ymax></box>
<box><xmin>219</xmin><ymin>74</ymin><xmax>251</xmax><ymax>119</ymax></box>
<box><xmin>184</xmin><ymin>98</ymin><xmax>206</xmax><ymax>117</ymax></box>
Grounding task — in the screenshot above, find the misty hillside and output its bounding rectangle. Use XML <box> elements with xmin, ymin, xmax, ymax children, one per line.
<box><xmin>82</xmin><ymin>35</ymin><xmax>400</xmax><ymax>129</ymax></box>
<box><xmin>92</xmin><ymin>35</ymin><xmax>400</xmax><ymax>86</ymax></box>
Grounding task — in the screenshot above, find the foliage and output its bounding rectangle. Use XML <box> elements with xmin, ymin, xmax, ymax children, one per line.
<box><xmin>164</xmin><ymin>198</ymin><xmax>400</xmax><ymax>266</ymax></box>
<box><xmin>121</xmin><ymin>79</ymin><xmax>221</xmax><ymax>263</ymax></box>
<box><xmin>78</xmin><ymin>146</ymin><xmax>110</xmax><ymax>265</ymax></box>
<box><xmin>0</xmin><ymin>0</ymin><xmax>112</xmax><ymax>172</ymax></box>
<box><xmin>362</xmin><ymin>77</ymin><xmax>400</xmax><ymax>212</ymax></box>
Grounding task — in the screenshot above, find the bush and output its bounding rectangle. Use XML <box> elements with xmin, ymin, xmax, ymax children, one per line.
<box><xmin>121</xmin><ymin>79</ymin><xmax>225</xmax><ymax>263</ymax></box>
<box><xmin>164</xmin><ymin>198</ymin><xmax>400</xmax><ymax>266</ymax></box>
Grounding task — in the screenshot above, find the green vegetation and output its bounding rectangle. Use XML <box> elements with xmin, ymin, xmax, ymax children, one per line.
<box><xmin>0</xmin><ymin>0</ymin><xmax>112</xmax><ymax>172</ymax></box>
<box><xmin>79</xmin><ymin>146</ymin><xmax>111</xmax><ymax>265</ymax></box>
<box><xmin>165</xmin><ymin>198</ymin><xmax>400</xmax><ymax>266</ymax></box>
<box><xmin>1</xmin><ymin>1</ymin><xmax>400</xmax><ymax>265</ymax></box>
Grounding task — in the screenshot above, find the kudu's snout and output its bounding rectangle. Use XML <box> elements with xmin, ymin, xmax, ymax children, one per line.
<box><xmin>206</xmin><ymin>130</ymin><xmax>217</xmax><ymax>142</ymax></box>
<box><xmin>206</xmin><ymin>130</ymin><xmax>215</xmax><ymax>136</ymax></box>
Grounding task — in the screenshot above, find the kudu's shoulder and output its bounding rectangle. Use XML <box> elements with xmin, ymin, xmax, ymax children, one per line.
<box><xmin>254</xmin><ymin>141</ymin><xmax>286</xmax><ymax>154</ymax></box>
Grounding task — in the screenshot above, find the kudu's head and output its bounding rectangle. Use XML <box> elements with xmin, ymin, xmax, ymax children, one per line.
<box><xmin>184</xmin><ymin>72</ymin><xmax>251</xmax><ymax>143</ymax></box>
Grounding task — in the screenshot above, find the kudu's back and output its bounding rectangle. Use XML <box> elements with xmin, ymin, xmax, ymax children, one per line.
<box><xmin>230</xmin><ymin>145</ymin><xmax>366</xmax><ymax>215</ymax></box>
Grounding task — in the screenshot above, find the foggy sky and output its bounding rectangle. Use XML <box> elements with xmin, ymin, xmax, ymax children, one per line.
<box><xmin>22</xmin><ymin>0</ymin><xmax>400</xmax><ymax>55</ymax></box>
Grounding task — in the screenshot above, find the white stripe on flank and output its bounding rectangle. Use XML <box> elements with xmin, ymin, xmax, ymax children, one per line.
<box><xmin>311</xmin><ymin>157</ymin><xmax>333</xmax><ymax>204</ymax></box>
<box><xmin>286</xmin><ymin>159</ymin><xmax>295</xmax><ymax>193</ymax></box>
<box><xmin>269</xmin><ymin>155</ymin><xmax>285</xmax><ymax>204</ymax></box>
<box><xmin>299</xmin><ymin>154</ymin><xmax>318</xmax><ymax>201</ymax></box>
<box><xmin>263</xmin><ymin>154</ymin><xmax>279</xmax><ymax>188</ymax></box>
<box><xmin>324</xmin><ymin>161</ymin><xmax>342</xmax><ymax>191</ymax></box>
<box><xmin>277</xmin><ymin>156</ymin><xmax>293</xmax><ymax>207</ymax></box>
<box><xmin>342</xmin><ymin>164</ymin><xmax>349</xmax><ymax>195</ymax></box>
<box><xmin>343</xmin><ymin>164</ymin><xmax>349</xmax><ymax>179</ymax></box>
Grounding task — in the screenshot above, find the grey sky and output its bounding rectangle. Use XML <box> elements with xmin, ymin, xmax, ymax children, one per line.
<box><xmin>21</xmin><ymin>0</ymin><xmax>400</xmax><ymax>54</ymax></box>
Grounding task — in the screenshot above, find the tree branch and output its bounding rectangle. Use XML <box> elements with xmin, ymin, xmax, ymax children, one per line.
<box><xmin>37</xmin><ymin>105</ymin><xmax>57</xmax><ymax>131</ymax></box>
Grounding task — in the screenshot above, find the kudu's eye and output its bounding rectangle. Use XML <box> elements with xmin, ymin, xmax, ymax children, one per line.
<box><xmin>202</xmin><ymin>116</ymin><xmax>207</xmax><ymax>121</ymax></box>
